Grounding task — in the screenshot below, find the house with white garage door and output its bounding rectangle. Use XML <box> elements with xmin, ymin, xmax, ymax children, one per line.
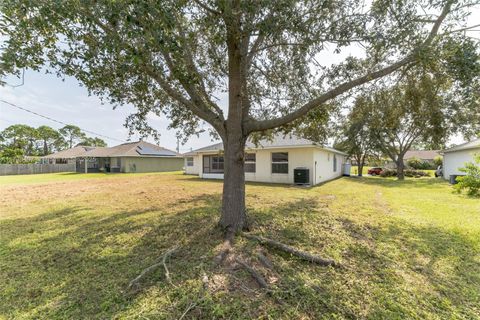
<box><xmin>183</xmin><ymin>135</ymin><xmax>347</xmax><ymax>185</ymax></box>
<box><xmin>441</xmin><ymin>138</ymin><xmax>480</xmax><ymax>181</ymax></box>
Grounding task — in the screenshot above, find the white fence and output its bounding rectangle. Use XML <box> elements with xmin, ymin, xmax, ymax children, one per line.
<box><xmin>0</xmin><ymin>163</ymin><xmax>76</xmax><ymax>176</ymax></box>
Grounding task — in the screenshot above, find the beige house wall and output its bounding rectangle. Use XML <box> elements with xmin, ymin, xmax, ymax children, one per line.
<box><xmin>184</xmin><ymin>155</ymin><xmax>201</xmax><ymax>175</ymax></box>
<box><xmin>187</xmin><ymin>147</ymin><xmax>346</xmax><ymax>185</ymax></box>
<box><xmin>246</xmin><ymin>147</ymin><xmax>314</xmax><ymax>184</ymax></box>
<box><xmin>312</xmin><ymin>149</ymin><xmax>345</xmax><ymax>184</ymax></box>
<box><xmin>120</xmin><ymin>157</ymin><xmax>183</xmax><ymax>173</ymax></box>
<box><xmin>443</xmin><ymin>148</ymin><xmax>480</xmax><ymax>179</ymax></box>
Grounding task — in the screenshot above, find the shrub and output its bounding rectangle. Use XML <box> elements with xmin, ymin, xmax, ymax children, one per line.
<box><xmin>380</xmin><ymin>168</ymin><xmax>397</xmax><ymax>177</ymax></box>
<box><xmin>407</xmin><ymin>157</ymin><xmax>422</xmax><ymax>169</ymax></box>
<box><xmin>0</xmin><ymin>148</ymin><xmax>31</xmax><ymax>164</ymax></box>
<box><xmin>407</xmin><ymin>157</ymin><xmax>435</xmax><ymax>170</ymax></box>
<box><xmin>404</xmin><ymin>169</ymin><xmax>430</xmax><ymax>178</ymax></box>
<box><xmin>419</xmin><ymin>161</ymin><xmax>435</xmax><ymax>170</ymax></box>
<box><xmin>454</xmin><ymin>154</ymin><xmax>480</xmax><ymax>197</ymax></box>
<box><xmin>433</xmin><ymin>155</ymin><xmax>443</xmax><ymax>167</ymax></box>
<box><xmin>379</xmin><ymin>168</ymin><xmax>430</xmax><ymax>178</ymax></box>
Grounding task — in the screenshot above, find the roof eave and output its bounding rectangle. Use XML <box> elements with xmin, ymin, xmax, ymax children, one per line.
<box><xmin>182</xmin><ymin>144</ymin><xmax>348</xmax><ymax>156</ymax></box>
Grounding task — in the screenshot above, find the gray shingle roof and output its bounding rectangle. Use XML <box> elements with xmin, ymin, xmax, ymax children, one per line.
<box><xmin>183</xmin><ymin>134</ymin><xmax>347</xmax><ymax>156</ymax></box>
<box><xmin>81</xmin><ymin>141</ymin><xmax>180</xmax><ymax>158</ymax></box>
<box><xmin>404</xmin><ymin>150</ymin><xmax>440</xmax><ymax>160</ymax></box>
<box><xmin>442</xmin><ymin>138</ymin><xmax>480</xmax><ymax>154</ymax></box>
<box><xmin>42</xmin><ymin>146</ymin><xmax>97</xmax><ymax>159</ymax></box>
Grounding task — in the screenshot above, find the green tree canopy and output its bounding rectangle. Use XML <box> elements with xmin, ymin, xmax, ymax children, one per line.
<box><xmin>0</xmin><ymin>124</ymin><xmax>38</xmax><ymax>155</ymax></box>
<box><xmin>77</xmin><ymin>137</ymin><xmax>107</xmax><ymax>147</ymax></box>
<box><xmin>357</xmin><ymin>70</ymin><xmax>477</xmax><ymax>179</ymax></box>
<box><xmin>36</xmin><ymin>125</ymin><xmax>62</xmax><ymax>155</ymax></box>
<box><xmin>334</xmin><ymin>96</ymin><xmax>373</xmax><ymax>177</ymax></box>
<box><xmin>59</xmin><ymin>125</ymin><xmax>86</xmax><ymax>149</ymax></box>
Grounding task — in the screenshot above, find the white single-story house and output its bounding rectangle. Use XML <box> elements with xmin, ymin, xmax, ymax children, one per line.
<box><xmin>183</xmin><ymin>135</ymin><xmax>348</xmax><ymax>185</ymax></box>
<box><xmin>441</xmin><ymin>138</ymin><xmax>480</xmax><ymax>181</ymax></box>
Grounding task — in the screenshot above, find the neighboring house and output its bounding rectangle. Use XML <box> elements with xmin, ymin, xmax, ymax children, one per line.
<box><xmin>44</xmin><ymin>141</ymin><xmax>183</xmax><ymax>173</ymax></box>
<box><xmin>183</xmin><ymin>135</ymin><xmax>347</xmax><ymax>185</ymax></box>
<box><xmin>441</xmin><ymin>138</ymin><xmax>480</xmax><ymax>180</ymax></box>
<box><xmin>404</xmin><ymin>150</ymin><xmax>440</xmax><ymax>164</ymax></box>
<box><xmin>41</xmin><ymin>145</ymin><xmax>97</xmax><ymax>164</ymax></box>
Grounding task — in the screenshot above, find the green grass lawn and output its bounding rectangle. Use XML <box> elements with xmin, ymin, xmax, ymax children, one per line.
<box><xmin>350</xmin><ymin>165</ymin><xmax>372</xmax><ymax>176</ymax></box>
<box><xmin>1</xmin><ymin>173</ymin><xmax>479</xmax><ymax>319</ymax></box>
<box><xmin>0</xmin><ymin>171</ymin><xmax>184</xmax><ymax>186</ymax></box>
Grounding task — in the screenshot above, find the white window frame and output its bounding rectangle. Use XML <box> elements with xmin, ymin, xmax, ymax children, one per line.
<box><xmin>245</xmin><ymin>153</ymin><xmax>256</xmax><ymax>173</ymax></box>
<box><xmin>271</xmin><ymin>152</ymin><xmax>289</xmax><ymax>174</ymax></box>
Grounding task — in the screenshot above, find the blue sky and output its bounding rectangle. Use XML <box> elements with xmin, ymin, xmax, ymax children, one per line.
<box><xmin>0</xmin><ymin>70</ymin><xmax>216</xmax><ymax>152</ymax></box>
<box><xmin>1</xmin><ymin>7</ymin><xmax>479</xmax><ymax>151</ymax></box>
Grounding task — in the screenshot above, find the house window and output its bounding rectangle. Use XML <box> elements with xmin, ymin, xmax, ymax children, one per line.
<box><xmin>111</xmin><ymin>157</ymin><xmax>121</xmax><ymax>167</ymax></box>
<box><xmin>333</xmin><ymin>154</ymin><xmax>337</xmax><ymax>172</ymax></box>
<box><xmin>245</xmin><ymin>153</ymin><xmax>256</xmax><ymax>173</ymax></box>
<box><xmin>272</xmin><ymin>152</ymin><xmax>288</xmax><ymax>174</ymax></box>
<box><xmin>186</xmin><ymin>157</ymin><xmax>194</xmax><ymax>167</ymax></box>
<box><xmin>203</xmin><ymin>155</ymin><xmax>224</xmax><ymax>173</ymax></box>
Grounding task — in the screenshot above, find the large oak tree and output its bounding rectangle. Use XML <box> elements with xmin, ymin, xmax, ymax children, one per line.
<box><xmin>1</xmin><ymin>0</ymin><xmax>478</xmax><ymax>232</ymax></box>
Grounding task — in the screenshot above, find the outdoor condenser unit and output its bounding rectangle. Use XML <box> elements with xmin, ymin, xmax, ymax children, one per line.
<box><xmin>294</xmin><ymin>167</ymin><xmax>310</xmax><ymax>185</ymax></box>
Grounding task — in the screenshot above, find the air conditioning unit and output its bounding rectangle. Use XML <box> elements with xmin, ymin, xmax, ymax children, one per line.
<box><xmin>294</xmin><ymin>167</ymin><xmax>309</xmax><ymax>185</ymax></box>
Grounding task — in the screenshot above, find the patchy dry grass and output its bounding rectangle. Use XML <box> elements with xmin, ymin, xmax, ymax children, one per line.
<box><xmin>0</xmin><ymin>172</ymin><xmax>479</xmax><ymax>319</ymax></box>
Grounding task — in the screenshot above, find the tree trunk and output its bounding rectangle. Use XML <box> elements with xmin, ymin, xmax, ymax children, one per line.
<box><xmin>356</xmin><ymin>153</ymin><xmax>366</xmax><ymax>176</ymax></box>
<box><xmin>221</xmin><ymin>6</ymin><xmax>248</xmax><ymax>233</ymax></box>
<box><xmin>43</xmin><ymin>140</ymin><xmax>48</xmax><ymax>155</ymax></box>
<box><xmin>219</xmin><ymin>134</ymin><xmax>247</xmax><ymax>232</ymax></box>
<box><xmin>396</xmin><ymin>157</ymin><xmax>405</xmax><ymax>180</ymax></box>
<box><xmin>357</xmin><ymin>163</ymin><xmax>364</xmax><ymax>177</ymax></box>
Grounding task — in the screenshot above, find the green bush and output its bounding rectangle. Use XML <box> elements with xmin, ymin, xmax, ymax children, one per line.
<box><xmin>433</xmin><ymin>155</ymin><xmax>443</xmax><ymax>167</ymax></box>
<box><xmin>380</xmin><ymin>169</ymin><xmax>397</xmax><ymax>177</ymax></box>
<box><xmin>405</xmin><ymin>169</ymin><xmax>431</xmax><ymax>177</ymax></box>
<box><xmin>0</xmin><ymin>148</ymin><xmax>28</xmax><ymax>164</ymax></box>
<box><xmin>407</xmin><ymin>157</ymin><xmax>435</xmax><ymax>170</ymax></box>
<box><xmin>379</xmin><ymin>168</ymin><xmax>430</xmax><ymax>178</ymax></box>
<box><xmin>407</xmin><ymin>157</ymin><xmax>422</xmax><ymax>169</ymax></box>
<box><xmin>454</xmin><ymin>154</ymin><xmax>480</xmax><ymax>197</ymax></box>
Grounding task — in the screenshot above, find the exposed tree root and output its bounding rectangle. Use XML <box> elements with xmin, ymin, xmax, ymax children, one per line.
<box><xmin>256</xmin><ymin>250</ymin><xmax>274</xmax><ymax>270</ymax></box>
<box><xmin>127</xmin><ymin>246</ymin><xmax>179</xmax><ymax>290</ymax></box>
<box><xmin>243</xmin><ymin>234</ymin><xmax>340</xmax><ymax>267</ymax></box>
<box><xmin>235</xmin><ymin>258</ymin><xmax>269</xmax><ymax>289</ymax></box>
<box><xmin>214</xmin><ymin>228</ymin><xmax>235</xmax><ymax>265</ymax></box>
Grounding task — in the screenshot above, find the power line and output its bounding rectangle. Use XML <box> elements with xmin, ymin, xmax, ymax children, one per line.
<box><xmin>0</xmin><ymin>99</ymin><xmax>126</xmax><ymax>143</ymax></box>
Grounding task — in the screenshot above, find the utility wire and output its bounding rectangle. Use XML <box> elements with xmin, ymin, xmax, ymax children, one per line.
<box><xmin>0</xmin><ymin>99</ymin><xmax>126</xmax><ymax>143</ymax></box>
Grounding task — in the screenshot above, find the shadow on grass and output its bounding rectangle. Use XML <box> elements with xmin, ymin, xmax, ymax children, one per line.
<box><xmin>343</xmin><ymin>176</ymin><xmax>449</xmax><ymax>189</ymax></box>
<box><xmin>176</xmin><ymin>175</ymin><xmax>304</xmax><ymax>189</ymax></box>
<box><xmin>0</xmin><ymin>193</ymin><xmax>478</xmax><ymax>319</ymax></box>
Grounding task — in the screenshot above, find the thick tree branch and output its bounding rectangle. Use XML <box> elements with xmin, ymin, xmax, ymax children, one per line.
<box><xmin>245</xmin><ymin>0</ymin><xmax>454</xmax><ymax>133</ymax></box>
<box><xmin>82</xmin><ymin>7</ymin><xmax>225</xmax><ymax>135</ymax></box>
<box><xmin>246</xmin><ymin>57</ymin><xmax>414</xmax><ymax>132</ymax></box>
<box><xmin>141</xmin><ymin>65</ymin><xmax>224</xmax><ymax>133</ymax></box>
<box><xmin>193</xmin><ymin>0</ymin><xmax>222</xmax><ymax>16</ymax></box>
<box><xmin>173</xmin><ymin>19</ymin><xmax>226</xmax><ymax>119</ymax></box>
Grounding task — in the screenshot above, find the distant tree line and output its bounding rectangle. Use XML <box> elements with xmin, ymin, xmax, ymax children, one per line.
<box><xmin>0</xmin><ymin>124</ymin><xmax>107</xmax><ymax>163</ymax></box>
